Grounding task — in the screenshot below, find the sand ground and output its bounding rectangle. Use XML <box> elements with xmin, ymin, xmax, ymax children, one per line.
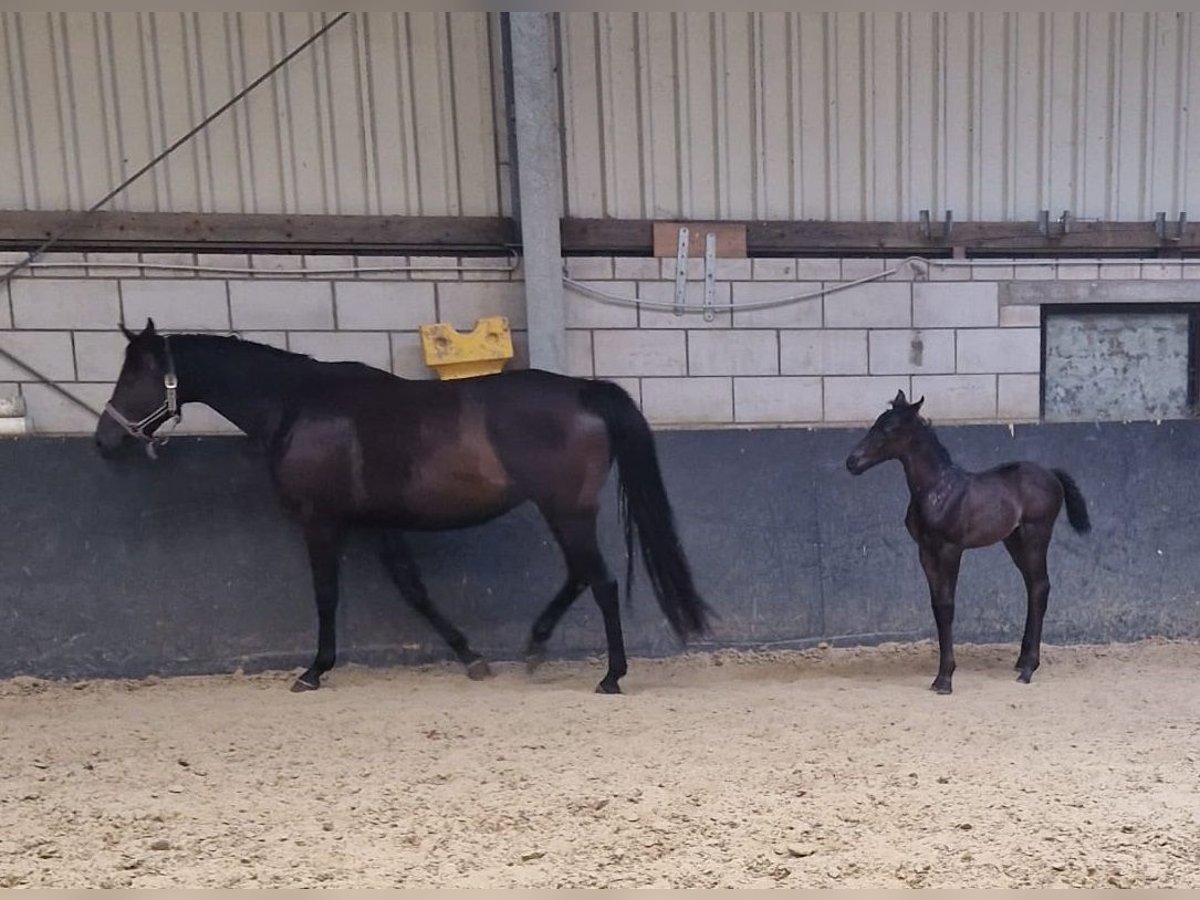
<box><xmin>1</xmin><ymin>638</ymin><xmax>1198</xmax><ymax>888</ymax></box>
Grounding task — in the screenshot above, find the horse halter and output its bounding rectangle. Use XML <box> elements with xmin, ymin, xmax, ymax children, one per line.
<box><xmin>103</xmin><ymin>335</ymin><xmax>182</xmax><ymax>459</ymax></box>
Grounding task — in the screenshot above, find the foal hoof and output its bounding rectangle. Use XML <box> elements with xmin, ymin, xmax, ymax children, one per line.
<box><xmin>595</xmin><ymin>679</ymin><xmax>622</xmax><ymax>695</ymax></box>
<box><xmin>290</xmin><ymin>676</ymin><xmax>319</xmax><ymax>693</ymax></box>
<box><xmin>465</xmin><ymin>659</ymin><xmax>493</xmax><ymax>681</ymax></box>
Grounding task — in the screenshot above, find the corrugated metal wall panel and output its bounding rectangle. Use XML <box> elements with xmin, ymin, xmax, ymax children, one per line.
<box><xmin>559</xmin><ymin>11</ymin><xmax>1200</xmax><ymax>222</ymax></box>
<box><xmin>0</xmin><ymin>11</ymin><xmax>506</xmax><ymax>216</ymax></box>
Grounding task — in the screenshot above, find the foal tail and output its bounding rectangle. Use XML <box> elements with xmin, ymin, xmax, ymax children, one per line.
<box><xmin>1052</xmin><ymin>469</ymin><xmax>1092</xmax><ymax>534</ymax></box>
<box><xmin>580</xmin><ymin>380</ymin><xmax>711</xmax><ymax>641</ymax></box>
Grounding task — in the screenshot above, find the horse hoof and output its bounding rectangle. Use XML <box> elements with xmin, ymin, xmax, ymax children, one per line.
<box><xmin>466</xmin><ymin>659</ymin><xmax>493</xmax><ymax>681</ymax></box>
<box><xmin>595</xmin><ymin>680</ymin><xmax>622</xmax><ymax>695</ymax></box>
<box><xmin>929</xmin><ymin>680</ymin><xmax>952</xmax><ymax>695</ymax></box>
<box><xmin>525</xmin><ymin>652</ymin><xmax>545</xmax><ymax>675</ymax></box>
<box><xmin>291</xmin><ymin>677</ymin><xmax>319</xmax><ymax>693</ymax></box>
<box><xmin>1016</xmin><ymin>671</ymin><xmax>1033</xmax><ymax>684</ymax></box>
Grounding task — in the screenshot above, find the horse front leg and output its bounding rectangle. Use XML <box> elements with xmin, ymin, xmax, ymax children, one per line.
<box><xmin>379</xmin><ymin>530</ymin><xmax>491</xmax><ymax>681</ymax></box>
<box><xmin>918</xmin><ymin>541</ymin><xmax>962</xmax><ymax>695</ymax></box>
<box><xmin>292</xmin><ymin>520</ymin><xmax>344</xmax><ymax>692</ymax></box>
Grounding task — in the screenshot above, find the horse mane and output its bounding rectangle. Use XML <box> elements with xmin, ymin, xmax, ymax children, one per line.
<box><xmin>182</xmin><ymin>332</ymin><xmax>315</xmax><ymax>363</ymax></box>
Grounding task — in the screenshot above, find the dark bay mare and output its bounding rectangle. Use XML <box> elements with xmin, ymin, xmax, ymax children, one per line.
<box><xmin>94</xmin><ymin>320</ymin><xmax>710</xmax><ymax>694</ymax></box>
<box><xmin>845</xmin><ymin>390</ymin><xmax>1091</xmax><ymax>694</ymax></box>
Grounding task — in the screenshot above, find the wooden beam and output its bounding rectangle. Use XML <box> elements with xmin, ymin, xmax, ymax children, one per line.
<box><xmin>0</xmin><ymin>210</ymin><xmax>518</xmax><ymax>254</ymax></box>
<box><xmin>564</xmin><ymin>218</ymin><xmax>1200</xmax><ymax>256</ymax></box>
<box><xmin>3</xmin><ymin>210</ymin><xmax>1199</xmax><ymax>257</ymax></box>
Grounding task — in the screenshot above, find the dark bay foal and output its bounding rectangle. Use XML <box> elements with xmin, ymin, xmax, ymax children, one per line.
<box><xmin>845</xmin><ymin>390</ymin><xmax>1091</xmax><ymax>694</ymax></box>
<box><xmin>94</xmin><ymin>320</ymin><xmax>710</xmax><ymax>694</ymax></box>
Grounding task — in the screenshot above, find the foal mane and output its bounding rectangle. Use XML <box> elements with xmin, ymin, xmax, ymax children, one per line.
<box><xmin>904</xmin><ymin>412</ymin><xmax>954</xmax><ymax>467</ymax></box>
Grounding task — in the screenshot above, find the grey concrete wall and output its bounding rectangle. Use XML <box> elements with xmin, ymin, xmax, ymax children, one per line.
<box><xmin>0</xmin><ymin>419</ymin><xmax>1197</xmax><ymax>680</ymax></box>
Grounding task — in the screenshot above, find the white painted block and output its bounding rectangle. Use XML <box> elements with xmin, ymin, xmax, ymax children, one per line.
<box><xmin>564</xmin><ymin>282</ymin><xmax>639</xmax><ymax>328</ymax></box>
<box><xmin>780</xmin><ymin>330</ymin><xmax>868</xmax><ymax>375</ymax></box>
<box><xmin>0</xmin><ymin>331</ymin><xmax>76</xmax><ymax>381</ymax></box>
<box><xmin>335</xmin><ymin>282</ymin><xmax>436</xmax><ymax>331</ymax></box>
<box><xmin>564</xmin><ymin>257</ymin><xmax>613</xmax><ymax>280</ymax></box>
<box><xmin>869</xmin><ymin>330</ymin><xmax>956</xmax><ymax>375</ymax></box>
<box><xmin>641</xmin><ymin>377</ymin><xmax>732</xmax><ymax>424</ymax></box>
<box><xmin>911</xmin><ymin>374</ymin><xmax>997</xmax><ymax>420</ymax></box>
<box><xmin>731</xmin><ymin>282</ymin><xmax>822</xmax><ymax>328</ymax></box>
<box><xmin>913</xmin><ymin>282</ymin><xmax>999</xmax><ymax>327</ymax></box>
<box><xmin>436</xmin><ymin>282</ymin><xmax>527</xmax><ymax>330</ymax></box>
<box><xmin>823</xmin><ymin>375</ymin><xmax>911</xmax><ymax>423</ymax></box>
<box><xmin>824</xmin><ymin>282</ymin><xmax>911</xmax><ymax>328</ymax></box>
<box><xmin>229</xmin><ymin>281</ymin><xmax>334</xmax><ymax>330</ymax></box>
<box><xmin>956</xmin><ymin>328</ymin><xmax>1041</xmax><ymax>373</ymax></box>
<box><xmin>998</xmin><ymin>373</ymin><xmax>1041</xmax><ymax>420</ymax></box>
<box><xmin>11</xmin><ymin>280</ymin><xmax>121</xmax><ymax>329</ymax></box>
<box><xmin>688</xmin><ymin>330</ymin><xmax>778</xmax><ymax>376</ymax></box>
<box><xmin>121</xmin><ymin>280</ymin><xmax>231</xmax><ymax>331</ymax></box>
<box><xmin>733</xmin><ymin>376</ymin><xmax>822</xmax><ymax>423</ymax></box>
<box><xmin>593</xmin><ymin>330</ymin><xmax>686</xmax><ymax>377</ymax></box>
<box><xmin>74</xmin><ymin>331</ymin><xmax>130</xmax><ymax>382</ymax></box>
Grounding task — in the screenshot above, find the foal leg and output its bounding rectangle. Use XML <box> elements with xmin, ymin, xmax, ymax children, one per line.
<box><xmin>379</xmin><ymin>531</ymin><xmax>491</xmax><ymax>681</ymax></box>
<box><xmin>1003</xmin><ymin>525</ymin><xmax>1052</xmax><ymax>684</ymax></box>
<box><xmin>918</xmin><ymin>542</ymin><xmax>962</xmax><ymax>695</ymax></box>
<box><xmin>293</xmin><ymin>521</ymin><xmax>344</xmax><ymax>692</ymax></box>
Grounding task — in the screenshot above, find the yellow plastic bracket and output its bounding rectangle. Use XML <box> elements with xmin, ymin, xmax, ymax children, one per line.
<box><xmin>419</xmin><ymin>316</ymin><xmax>514</xmax><ymax>380</ymax></box>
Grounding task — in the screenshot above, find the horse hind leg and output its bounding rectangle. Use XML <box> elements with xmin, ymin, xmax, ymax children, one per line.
<box><xmin>543</xmin><ymin>508</ymin><xmax>626</xmax><ymax>694</ymax></box>
<box><xmin>380</xmin><ymin>531</ymin><xmax>491</xmax><ymax>681</ymax></box>
<box><xmin>1003</xmin><ymin>524</ymin><xmax>1052</xmax><ymax>684</ymax></box>
<box><xmin>918</xmin><ymin>542</ymin><xmax>961</xmax><ymax>695</ymax></box>
<box><xmin>525</xmin><ymin>574</ymin><xmax>586</xmax><ymax>674</ymax></box>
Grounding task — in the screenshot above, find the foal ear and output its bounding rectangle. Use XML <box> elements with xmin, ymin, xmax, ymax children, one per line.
<box><xmin>890</xmin><ymin>389</ymin><xmax>909</xmax><ymax>408</ymax></box>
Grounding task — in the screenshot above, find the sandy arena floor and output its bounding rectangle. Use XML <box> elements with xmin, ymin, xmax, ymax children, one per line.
<box><xmin>0</xmin><ymin>639</ymin><xmax>1198</xmax><ymax>888</ymax></box>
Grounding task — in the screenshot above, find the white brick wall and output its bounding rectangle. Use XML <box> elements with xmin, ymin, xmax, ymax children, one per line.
<box><xmin>334</xmin><ymin>282</ymin><xmax>436</xmax><ymax>330</ymax></box>
<box><xmin>11</xmin><ymin>280</ymin><xmax>120</xmax><ymax>329</ymax></box>
<box><xmin>3</xmin><ymin>249</ymin><xmax>1195</xmax><ymax>434</ymax></box>
<box><xmin>230</xmin><ymin>281</ymin><xmax>334</xmax><ymax>330</ymax></box>
<box><xmin>780</xmin><ymin>330</ymin><xmax>867</xmax><ymax>375</ymax></box>
<box><xmin>868</xmin><ymin>329</ymin><xmax>956</xmax><ymax>375</ymax></box>
<box><xmin>122</xmin><ymin>280</ymin><xmax>231</xmax><ymax>331</ymax></box>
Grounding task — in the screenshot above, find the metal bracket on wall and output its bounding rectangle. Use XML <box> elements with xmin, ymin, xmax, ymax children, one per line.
<box><xmin>918</xmin><ymin>209</ymin><xmax>953</xmax><ymax>241</ymax></box>
<box><xmin>1155</xmin><ymin>211</ymin><xmax>1188</xmax><ymax>242</ymax></box>
<box><xmin>673</xmin><ymin>226</ymin><xmax>689</xmax><ymax>317</ymax></box>
<box><xmin>1038</xmin><ymin>210</ymin><xmax>1072</xmax><ymax>238</ymax></box>
<box><xmin>703</xmin><ymin>232</ymin><xmax>717</xmax><ymax>322</ymax></box>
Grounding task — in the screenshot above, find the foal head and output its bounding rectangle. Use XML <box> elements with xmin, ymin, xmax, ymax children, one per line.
<box><xmin>845</xmin><ymin>389</ymin><xmax>927</xmax><ymax>475</ymax></box>
<box><xmin>94</xmin><ymin>318</ymin><xmax>179</xmax><ymax>458</ymax></box>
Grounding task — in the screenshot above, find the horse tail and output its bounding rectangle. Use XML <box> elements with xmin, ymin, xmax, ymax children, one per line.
<box><xmin>580</xmin><ymin>379</ymin><xmax>711</xmax><ymax>641</ymax></box>
<box><xmin>1052</xmin><ymin>469</ymin><xmax>1092</xmax><ymax>534</ymax></box>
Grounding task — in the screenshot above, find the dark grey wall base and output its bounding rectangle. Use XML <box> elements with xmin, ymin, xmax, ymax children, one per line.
<box><xmin>1</xmin><ymin>420</ymin><xmax>1196</xmax><ymax>680</ymax></box>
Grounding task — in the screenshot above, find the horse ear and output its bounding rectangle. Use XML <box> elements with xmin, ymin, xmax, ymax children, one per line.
<box><xmin>890</xmin><ymin>389</ymin><xmax>909</xmax><ymax>408</ymax></box>
<box><xmin>120</xmin><ymin>321</ymin><xmax>136</xmax><ymax>342</ymax></box>
<box><xmin>143</xmin><ymin>317</ymin><xmax>157</xmax><ymax>336</ymax></box>
<box><xmin>912</xmin><ymin>395</ymin><xmax>925</xmax><ymax>414</ymax></box>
